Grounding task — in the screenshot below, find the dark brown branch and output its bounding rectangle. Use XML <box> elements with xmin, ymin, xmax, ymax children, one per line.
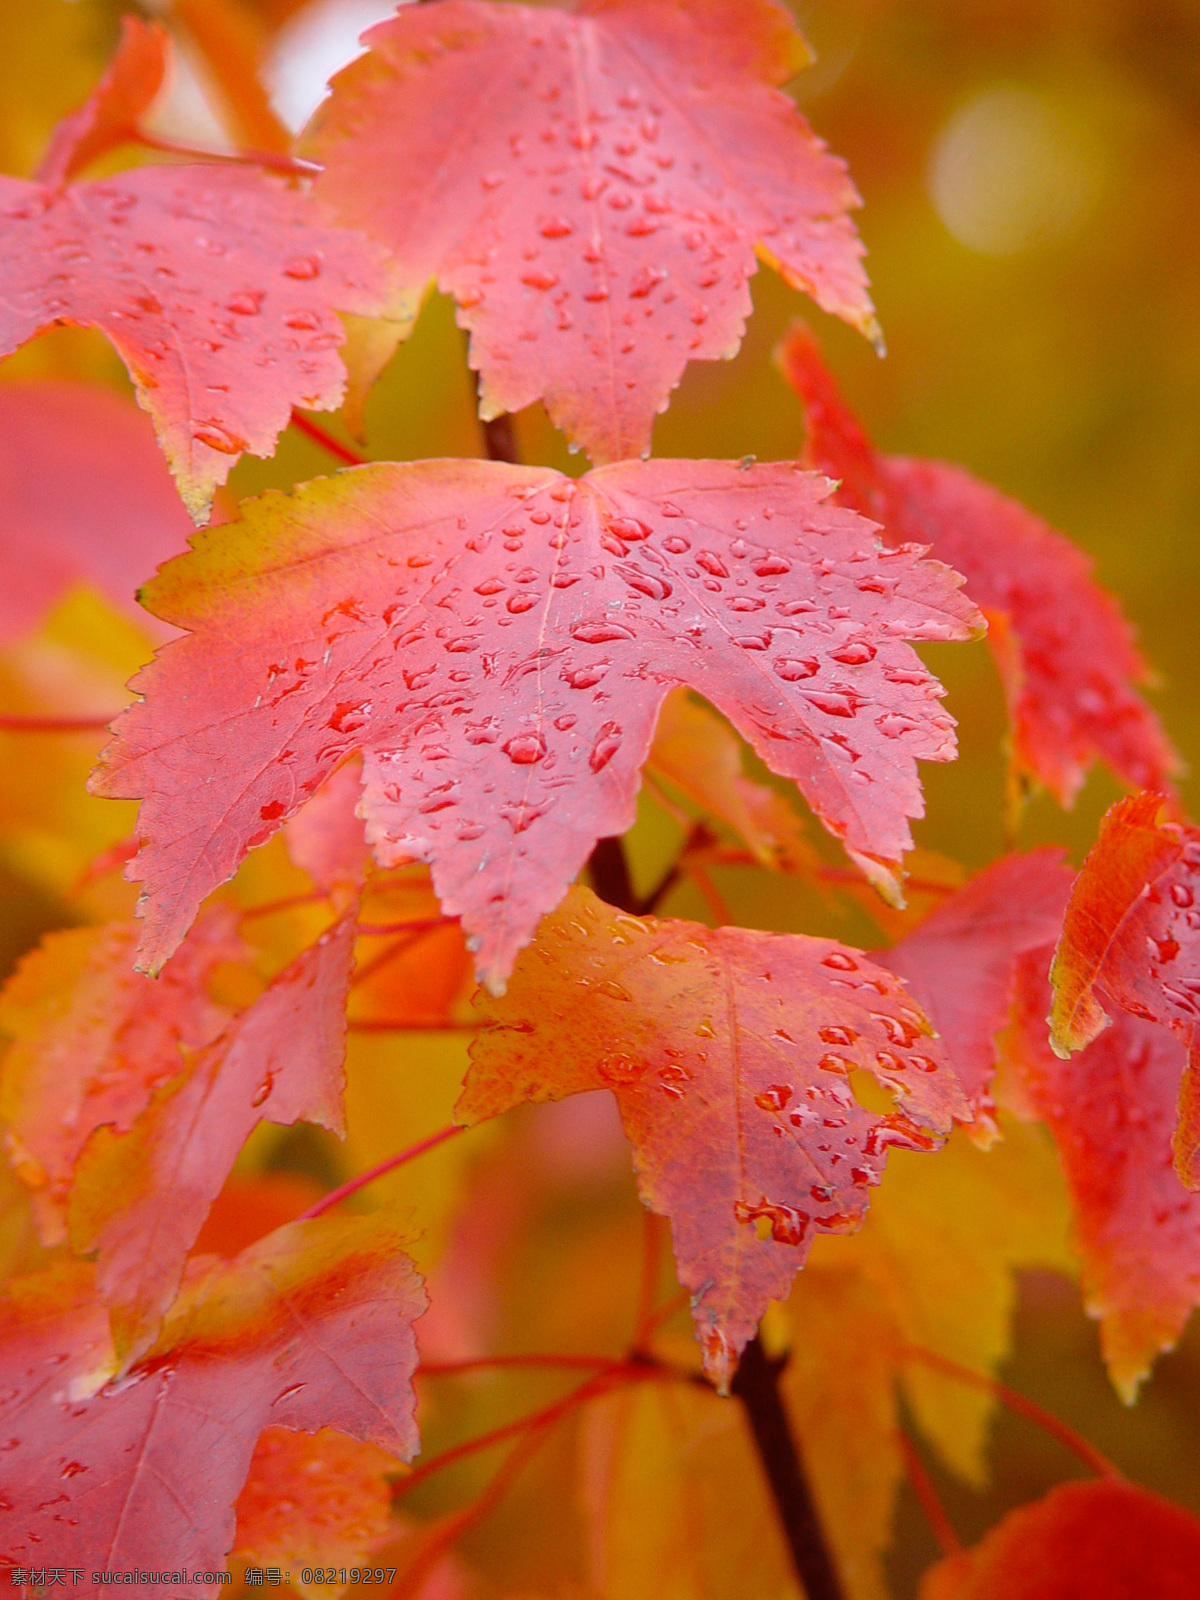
<box><xmin>731</xmin><ymin>1337</ymin><xmax>847</xmax><ymax>1600</ymax></box>
<box><xmin>588</xmin><ymin>835</ymin><xmax>638</xmax><ymax>913</ymax></box>
<box><xmin>480</xmin><ymin>411</ymin><xmax>520</xmax><ymax>464</ymax></box>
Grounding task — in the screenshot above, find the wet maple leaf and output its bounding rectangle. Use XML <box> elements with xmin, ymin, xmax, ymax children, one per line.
<box><xmin>1049</xmin><ymin>794</ymin><xmax>1200</xmax><ymax>1185</ymax></box>
<box><xmin>880</xmin><ymin>850</ymin><xmax>1074</xmax><ymax>1117</ymax></box>
<box><xmin>67</xmin><ymin>909</ymin><xmax>356</xmax><ymax>1363</ymax></box>
<box><xmin>0</xmin><ymin>380</ymin><xmax>196</xmax><ymax>641</ymax></box>
<box><xmin>780</xmin><ymin>325</ymin><xmax>1178</xmax><ymax>808</ymax></box>
<box><xmin>234</xmin><ymin>1427</ymin><xmax>400</xmax><ymax>1582</ymax></box>
<box><xmin>90</xmin><ymin>458</ymin><xmax>979</xmax><ymax>991</ymax></box>
<box><xmin>306</xmin><ymin>0</ymin><xmax>878</xmax><ymax>464</ymax></box>
<box><xmin>460</xmin><ymin>885</ymin><xmax>967</xmax><ymax>1388</ymax></box>
<box><xmin>0</xmin><ymin>905</ymin><xmax>242</xmax><ymax>1244</ymax></box>
<box><xmin>0</xmin><ymin>1214</ymin><xmax>425</xmax><ymax>1590</ymax></box>
<box><xmin>919</xmin><ymin>1478</ymin><xmax>1200</xmax><ymax>1600</ymax></box>
<box><xmin>1007</xmin><ymin>950</ymin><xmax>1200</xmax><ymax>1399</ymax></box>
<box><xmin>0</xmin><ymin>29</ymin><xmax>398</xmax><ymax>521</ymax></box>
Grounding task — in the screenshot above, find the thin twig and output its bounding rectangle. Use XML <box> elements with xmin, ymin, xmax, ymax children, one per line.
<box><xmin>0</xmin><ymin>714</ymin><xmax>117</xmax><ymax>733</ymax></box>
<box><xmin>391</xmin><ymin>1425</ymin><xmax>552</xmax><ymax>1597</ymax></box>
<box><xmin>297</xmin><ymin>1123</ymin><xmax>468</xmax><ymax>1220</ymax></box>
<box><xmin>394</xmin><ymin>1364</ymin><xmax>655</xmax><ymax>1500</ymax></box>
<box><xmin>897</xmin><ymin>1430</ymin><xmax>961</xmax><ymax>1556</ymax></box>
<box><xmin>901</xmin><ymin>1346</ymin><xmax>1121</xmax><ymax>1479</ymax></box>
<box><xmin>136</xmin><ymin>130</ymin><xmax>319</xmax><ymax>176</ymax></box>
<box><xmin>290</xmin><ymin>409</ymin><xmax>368</xmax><ymax>465</ymax></box>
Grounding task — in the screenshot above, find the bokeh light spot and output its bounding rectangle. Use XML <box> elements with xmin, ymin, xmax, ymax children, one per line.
<box><xmin>928</xmin><ymin>85</ymin><xmax>1104</xmax><ymax>255</ymax></box>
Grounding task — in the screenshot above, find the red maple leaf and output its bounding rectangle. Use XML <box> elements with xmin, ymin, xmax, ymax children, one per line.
<box><xmin>0</xmin><ymin>1214</ymin><xmax>425</xmax><ymax>1591</ymax></box>
<box><xmin>0</xmin><ymin>23</ymin><xmax>397</xmax><ymax>520</ymax></box>
<box><xmin>780</xmin><ymin>325</ymin><xmax>1178</xmax><ymax>807</ymax></box>
<box><xmin>920</xmin><ymin>1479</ymin><xmax>1200</xmax><ymax>1599</ymax></box>
<box><xmin>460</xmin><ymin>886</ymin><xmax>967</xmax><ymax>1388</ymax></box>
<box><xmin>0</xmin><ymin>906</ymin><xmax>242</xmax><ymax>1244</ymax></box>
<box><xmin>67</xmin><ymin>910</ymin><xmax>356</xmax><ymax>1364</ymax></box>
<box><xmin>0</xmin><ymin>381</ymin><xmax>197</xmax><ymax>641</ymax></box>
<box><xmin>306</xmin><ymin>0</ymin><xmax>878</xmax><ymax>463</ymax></box>
<box><xmin>879</xmin><ymin>849</ymin><xmax>1074</xmax><ymax>1121</ymax></box>
<box><xmin>1049</xmin><ymin>792</ymin><xmax>1200</xmax><ymax>1185</ymax></box>
<box><xmin>1007</xmin><ymin>951</ymin><xmax>1200</xmax><ymax>1402</ymax></box>
<box><xmin>89</xmin><ymin>458</ymin><xmax>980</xmax><ymax>991</ymax></box>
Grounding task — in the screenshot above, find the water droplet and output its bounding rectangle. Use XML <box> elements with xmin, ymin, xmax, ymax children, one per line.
<box><xmin>874</xmin><ymin>1013</ymin><xmax>922</xmax><ymax>1048</ymax></box>
<box><xmin>503</xmin><ymin>732</ymin><xmax>546</xmax><ymax>764</ymax></box>
<box><xmin>608</xmin><ymin>516</ymin><xmax>652</xmax><ymax>541</ymax></box>
<box><xmin>822</xmin><ymin>951</ymin><xmax>858</xmax><ymax>972</ymax></box>
<box><xmin>285</xmin><ymin>309</ymin><xmax>321</xmax><ymax>330</ymax></box>
<box><xmin>475</xmin><ymin>577</ymin><xmax>506</xmax><ymax>595</ymax></box>
<box><xmin>284</xmin><ymin>256</ymin><xmax>321</xmax><ymax>279</ymax></box>
<box><xmin>831</xmin><ymin>641</ymin><xmax>877</xmax><ymax>665</ymax></box>
<box><xmin>599</xmin><ymin>1052</ymin><xmax>642</xmax><ymax>1084</ymax></box>
<box><xmin>328</xmin><ymin>701</ymin><xmax>371</xmax><ymax>734</ymax></box>
<box><xmin>571</xmin><ymin>621</ymin><xmax>634</xmax><ymax>644</ymax></box>
<box><xmin>228</xmin><ymin>290</ymin><xmax>263</xmax><ymax>316</ymax></box>
<box><xmin>564</xmin><ymin>662</ymin><xmax>608</xmax><ymax>688</ymax></box>
<box><xmin>1171</xmin><ymin>882</ymin><xmax>1194</xmax><ymax>909</ymax></box>
<box><xmin>875</xmin><ymin>1049</ymin><xmax>906</xmax><ymax>1072</ymax></box>
<box><xmin>909</xmin><ymin>1055</ymin><xmax>939</xmax><ymax>1073</ymax></box>
<box><xmin>590</xmin><ymin>723</ymin><xmax>622</xmax><ymax>772</ymax></box>
<box><xmin>818</xmin><ymin>1053</ymin><xmax>852</xmax><ymax>1075</ymax></box>
<box><xmin>734</xmin><ymin>1199</ymin><xmax>807</xmax><ymax>1248</ymax></box>
<box><xmin>522</xmin><ymin>268</ymin><xmax>559</xmax><ymax>290</ymax></box>
<box><xmin>804</xmin><ymin>690</ymin><xmax>859</xmax><ymax>718</ymax></box>
<box><xmin>60</xmin><ymin>1461</ymin><xmax>87</xmax><ymax>1479</ymax></box>
<box><xmin>507</xmin><ymin>592</ymin><xmax>539</xmax><ymax>613</ymax></box>
<box><xmin>539</xmin><ymin>216</ymin><xmax>574</xmax><ymax>237</ymax></box>
<box><xmin>615</xmin><ymin>564</ymin><xmax>672</xmax><ymax>601</ymax></box>
<box><xmin>819</xmin><ymin>1025</ymin><xmax>858</xmax><ymax>1046</ymax></box>
<box><xmin>193</xmin><ymin>422</ymin><xmax>246</xmax><ymax>455</ymax></box>
<box><xmin>755</xmin><ymin>1084</ymin><xmax>793</xmax><ymax>1112</ymax></box>
<box><xmin>250</xmin><ymin>1074</ymin><xmax>274</xmax><ymax>1108</ymax></box>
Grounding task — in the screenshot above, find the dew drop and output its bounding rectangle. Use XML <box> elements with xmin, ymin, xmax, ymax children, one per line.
<box><xmin>590</xmin><ymin>723</ymin><xmax>622</xmax><ymax>772</ymax></box>
<box><xmin>564</xmin><ymin>662</ymin><xmax>608</xmax><ymax>688</ymax></box>
<box><xmin>755</xmin><ymin>1084</ymin><xmax>793</xmax><ymax>1112</ymax></box>
<box><xmin>818</xmin><ymin>1053</ymin><xmax>852</xmax><ymax>1075</ymax></box>
<box><xmin>503</xmin><ymin>732</ymin><xmax>546</xmax><ymax>764</ymax></box>
<box><xmin>831</xmin><ymin>641</ymin><xmax>877</xmax><ymax>665</ymax></box>
<box><xmin>507</xmin><ymin>592</ymin><xmax>539</xmax><ymax>613</ymax></box>
<box><xmin>819</xmin><ymin>1025</ymin><xmax>858</xmax><ymax>1046</ymax></box>
<box><xmin>599</xmin><ymin>1052</ymin><xmax>641</xmax><ymax>1085</ymax></box>
<box><xmin>227</xmin><ymin>290</ymin><xmax>263</xmax><ymax>316</ymax></box>
<box><xmin>571</xmin><ymin>621</ymin><xmax>635</xmax><ymax>644</ymax></box>
<box><xmin>1171</xmin><ymin>882</ymin><xmax>1194</xmax><ymax>909</ymax></box>
<box><xmin>193</xmin><ymin>422</ymin><xmax>246</xmax><ymax>455</ymax></box>
<box><xmin>284</xmin><ymin>256</ymin><xmax>321</xmax><ymax>279</ymax></box>
<box><xmin>608</xmin><ymin>516</ymin><xmax>652</xmax><ymax>541</ymax></box>
<box><xmin>822</xmin><ymin>951</ymin><xmax>858</xmax><ymax>972</ymax></box>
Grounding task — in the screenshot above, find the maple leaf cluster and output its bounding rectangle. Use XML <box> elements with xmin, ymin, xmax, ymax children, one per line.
<box><xmin>0</xmin><ymin>5</ymin><xmax>1197</xmax><ymax>1598</ymax></box>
